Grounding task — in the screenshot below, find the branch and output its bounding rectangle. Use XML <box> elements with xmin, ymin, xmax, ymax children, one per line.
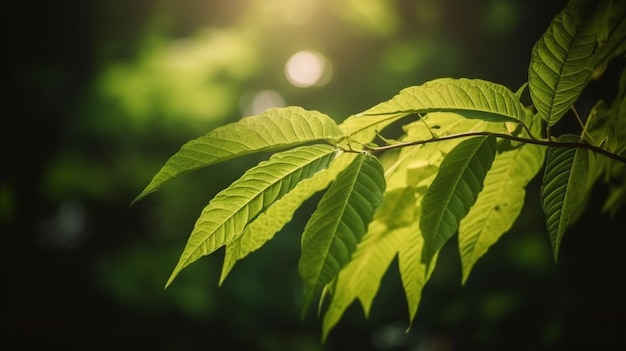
<box><xmin>363</xmin><ymin>131</ymin><xmax>626</xmax><ymax>164</ymax></box>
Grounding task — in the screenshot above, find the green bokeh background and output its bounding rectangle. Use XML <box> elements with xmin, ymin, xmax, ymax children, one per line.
<box><xmin>3</xmin><ymin>0</ymin><xmax>625</xmax><ymax>349</ymax></box>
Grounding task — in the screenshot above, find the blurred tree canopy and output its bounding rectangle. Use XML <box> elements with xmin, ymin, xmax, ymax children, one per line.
<box><xmin>3</xmin><ymin>0</ymin><xmax>624</xmax><ymax>350</ymax></box>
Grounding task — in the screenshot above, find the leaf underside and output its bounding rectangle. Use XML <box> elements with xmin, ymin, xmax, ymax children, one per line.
<box><xmin>339</xmin><ymin>78</ymin><xmax>526</xmax><ymax>144</ymax></box>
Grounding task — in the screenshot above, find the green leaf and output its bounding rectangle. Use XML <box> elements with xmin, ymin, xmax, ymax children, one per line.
<box><xmin>339</xmin><ymin>112</ymin><xmax>414</xmax><ymax>145</ymax></box>
<box><xmin>338</xmin><ymin>79</ymin><xmax>524</xmax><ymax>146</ymax></box>
<box><xmin>366</xmin><ymin>78</ymin><xmax>523</xmax><ymax>119</ymax></box>
<box><xmin>320</xmin><ymin>187</ymin><xmax>417</xmax><ymax>340</ymax></box>
<box><xmin>373</xmin><ymin>137</ymin><xmax>445</xmax><ymax>327</ymax></box>
<box><xmin>602</xmin><ymin>184</ymin><xmax>626</xmax><ymax>218</ymax></box>
<box><xmin>592</xmin><ymin>0</ymin><xmax>626</xmax><ymax>77</ymax></box>
<box><xmin>420</xmin><ymin>135</ymin><xmax>498</xmax><ymax>265</ymax></box>
<box><xmin>165</xmin><ymin>144</ymin><xmax>338</xmax><ymax>288</ymax></box>
<box><xmin>399</xmin><ymin>224</ymin><xmax>437</xmax><ymax>327</ymax></box>
<box><xmin>321</xmin><ymin>223</ymin><xmax>405</xmax><ymax>341</ymax></box>
<box><xmin>219</xmin><ymin>152</ymin><xmax>357</xmax><ymax>284</ymax></box>
<box><xmin>541</xmin><ymin>135</ymin><xmax>590</xmax><ymax>262</ymax></box>
<box><xmin>133</xmin><ymin>107</ymin><xmax>343</xmax><ymax>204</ymax></box>
<box><xmin>528</xmin><ymin>0</ymin><xmax>598</xmax><ymax>127</ymax></box>
<box><xmin>459</xmin><ymin>140</ymin><xmax>546</xmax><ymax>284</ymax></box>
<box><xmin>299</xmin><ymin>153</ymin><xmax>386</xmax><ymax>316</ymax></box>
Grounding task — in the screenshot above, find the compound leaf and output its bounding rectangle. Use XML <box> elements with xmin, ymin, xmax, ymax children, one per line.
<box><xmin>299</xmin><ymin>153</ymin><xmax>386</xmax><ymax>316</ymax></box>
<box><xmin>133</xmin><ymin>107</ymin><xmax>343</xmax><ymax>204</ymax></box>
<box><xmin>166</xmin><ymin>144</ymin><xmax>338</xmax><ymax>287</ymax></box>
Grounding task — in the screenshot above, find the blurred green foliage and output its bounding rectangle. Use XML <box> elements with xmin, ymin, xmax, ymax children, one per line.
<box><xmin>4</xmin><ymin>0</ymin><xmax>624</xmax><ymax>350</ymax></box>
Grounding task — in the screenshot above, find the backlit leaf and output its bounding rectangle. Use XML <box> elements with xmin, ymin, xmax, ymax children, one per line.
<box><xmin>219</xmin><ymin>152</ymin><xmax>356</xmax><ymax>284</ymax></box>
<box><xmin>133</xmin><ymin>107</ymin><xmax>343</xmax><ymax>204</ymax></box>
<box><xmin>320</xmin><ymin>188</ymin><xmax>417</xmax><ymax>340</ymax></box>
<box><xmin>321</xmin><ymin>224</ymin><xmax>405</xmax><ymax>340</ymax></box>
<box><xmin>339</xmin><ymin>79</ymin><xmax>524</xmax><ymax>145</ymax></box>
<box><xmin>371</xmin><ymin>78</ymin><xmax>526</xmax><ymax>122</ymax></box>
<box><xmin>420</xmin><ymin>136</ymin><xmax>498</xmax><ymax>265</ymax></box>
<box><xmin>166</xmin><ymin>144</ymin><xmax>338</xmax><ymax>287</ymax></box>
<box><xmin>398</xmin><ymin>224</ymin><xmax>437</xmax><ymax>327</ymax></box>
<box><xmin>299</xmin><ymin>153</ymin><xmax>386</xmax><ymax>316</ymax></box>
<box><xmin>459</xmin><ymin>141</ymin><xmax>546</xmax><ymax>283</ymax></box>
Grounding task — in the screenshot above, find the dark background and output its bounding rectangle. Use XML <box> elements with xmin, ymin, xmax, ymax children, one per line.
<box><xmin>3</xmin><ymin>0</ymin><xmax>625</xmax><ymax>350</ymax></box>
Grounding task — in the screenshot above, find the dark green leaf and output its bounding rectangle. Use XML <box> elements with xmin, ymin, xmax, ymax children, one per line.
<box><xmin>541</xmin><ymin>135</ymin><xmax>590</xmax><ymax>262</ymax></box>
<box><xmin>420</xmin><ymin>136</ymin><xmax>498</xmax><ymax>265</ymax></box>
<box><xmin>299</xmin><ymin>153</ymin><xmax>386</xmax><ymax>316</ymax></box>
<box><xmin>528</xmin><ymin>0</ymin><xmax>598</xmax><ymax>126</ymax></box>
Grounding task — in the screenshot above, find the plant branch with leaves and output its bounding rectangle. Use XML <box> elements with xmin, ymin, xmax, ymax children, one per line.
<box><xmin>133</xmin><ymin>0</ymin><xmax>626</xmax><ymax>341</ymax></box>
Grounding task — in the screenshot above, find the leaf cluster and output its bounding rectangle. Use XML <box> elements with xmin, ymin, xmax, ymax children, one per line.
<box><xmin>133</xmin><ymin>0</ymin><xmax>626</xmax><ymax>340</ymax></box>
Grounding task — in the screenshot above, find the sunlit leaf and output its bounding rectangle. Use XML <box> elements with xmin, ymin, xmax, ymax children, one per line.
<box><xmin>321</xmin><ymin>224</ymin><xmax>404</xmax><ymax>341</ymax></box>
<box><xmin>165</xmin><ymin>144</ymin><xmax>338</xmax><ymax>287</ymax></box>
<box><xmin>320</xmin><ymin>187</ymin><xmax>418</xmax><ymax>340</ymax></box>
<box><xmin>367</xmin><ymin>78</ymin><xmax>526</xmax><ymax>122</ymax></box>
<box><xmin>299</xmin><ymin>154</ymin><xmax>386</xmax><ymax>316</ymax></box>
<box><xmin>459</xmin><ymin>140</ymin><xmax>546</xmax><ymax>284</ymax></box>
<box><xmin>528</xmin><ymin>0</ymin><xmax>598</xmax><ymax>126</ymax></box>
<box><xmin>420</xmin><ymin>135</ymin><xmax>498</xmax><ymax>265</ymax></box>
<box><xmin>338</xmin><ymin>79</ymin><xmax>524</xmax><ymax>145</ymax></box>
<box><xmin>541</xmin><ymin>135</ymin><xmax>590</xmax><ymax>262</ymax></box>
<box><xmin>133</xmin><ymin>107</ymin><xmax>343</xmax><ymax>204</ymax></box>
<box><xmin>339</xmin><ymin>112</ymin><xmax>415</xmax><ymax>145</ymax></box>
<box><xmin>219</xmin><ymin>152</ymin><xmax>356</xmax><ymax>284</ymax></box>
<box><xmin>398</xmin><ymin>225</ymin><xmax>437</xmax><ymax>327</ymax></box>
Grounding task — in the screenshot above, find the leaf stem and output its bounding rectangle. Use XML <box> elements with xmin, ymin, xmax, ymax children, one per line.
<box><xmin>360</xmin><ymin>131</ymin><xmax>626</xmax><ymax>164</ymax></box>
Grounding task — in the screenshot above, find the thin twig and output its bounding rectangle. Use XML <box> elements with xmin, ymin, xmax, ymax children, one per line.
<box><xmin>355</xmin><ymin>130</ymin><xmax>626</xmax><ymax>164</ymax></box>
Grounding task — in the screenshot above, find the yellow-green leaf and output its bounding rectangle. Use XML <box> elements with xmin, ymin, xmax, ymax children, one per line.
<box><xmin>166</xmin><ymin>144</ymin><xmax>337</xmax><ymax>287</ymax></box>
<box><xmin>133</xmin><ymin>107</ymin><xmax>342</xmax><ymax>204</ymax></box>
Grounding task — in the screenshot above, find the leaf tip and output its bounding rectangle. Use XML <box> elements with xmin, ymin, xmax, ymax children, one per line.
<box><xmin>552</xmin><ymin>247</ymin><xmax>560</xmax><ymax>264</ymax></box>
<box><xmin>164</xmin><ymin>265</ymin><xmax>183</xmax><ymax>290</ymax></box>
<box><xmin>129</xmin><ymin>188</ymin><xmax>156</xmax><ymax>207</ymax></box>
<box><xmin>218</xmin><ymin>265</ymin><xmax>230</xmax><ymax>287</ymax></box>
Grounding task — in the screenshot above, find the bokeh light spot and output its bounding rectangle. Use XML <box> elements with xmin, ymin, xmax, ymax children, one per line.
<box><xmin>240</xmin><ymin>90</ymin><xmax>286</xmax><ymax>116</ymax></box>
<box><xmin>285</xmin><ymin>50</ymin><xmax>332</xmax><ymax>87</ymax></box>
